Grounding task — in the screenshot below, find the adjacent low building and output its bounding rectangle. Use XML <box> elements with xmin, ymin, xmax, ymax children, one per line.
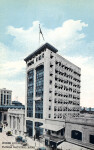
<box><xmin>80</xmin><ymin>107</ymin><xmax>94</xmax><ymax>118</ymax></box>
<box><xmin>7</xmin><ymin>108</ymin><xmax>25</xmax><ymax>136</ymax></box>
<box><xmin>40</xmin><ymin>119</ymin><xmax>65</xmax><ymax>148</ymax></box>
<box><xmin>65</xmin><ymin>117</ymin><xmax>94</xmax><ymax>150</ymax></box>
<box><xmin>0</xmin><ymin>100</ymin><xmax>25</xmax><ymax>132</ymax></box>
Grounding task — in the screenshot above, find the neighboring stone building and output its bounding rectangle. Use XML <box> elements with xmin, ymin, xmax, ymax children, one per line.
<box><xmin>7</xmin><ymin>108</ymin><xmax>25</xmax><ymax>136</ymax></box>
<box><xmin>0</xmin><ymin>88</ymin><xmax>12</xmax><ymax>105</ymax></box>
<box><xmin>80</xmin><ymin>107</ymin><xmax>94</xmax><ymax>118</ymax></box>
<box><xmin>80</xmin><ymin>112</ymin><xmax>94</xmax><ymax>118</ymax></box>
<box><xmin>0</xmin><ymin>100</ymin><xmax>25</xmax><ymax>131</ymax></box>
<box><xmin>65</xmin><ymin>117</ymin><xmax>94</xmax><ymax>150</ymax></box>
<box><xmin>40</xmin><ymin>119</ymin><xmax>65</xmax><ymax>148</ymax></box>
<box><xmin>24</xmin><ymin>43</ymin><xmax>81</xmax><ymax>139</ymax></box>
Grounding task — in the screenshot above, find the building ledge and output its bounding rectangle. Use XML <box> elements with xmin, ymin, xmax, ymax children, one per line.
<box><xmin>24</xmin><ymin>43</ymin><xmax>58</xmax><ymax>62</ymax></box>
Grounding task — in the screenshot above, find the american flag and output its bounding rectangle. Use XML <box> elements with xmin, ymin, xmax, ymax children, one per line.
<box><xmin>39</xmin><ymin>24</ymin><xmax>45</xmax><ymax>41</ymax></box>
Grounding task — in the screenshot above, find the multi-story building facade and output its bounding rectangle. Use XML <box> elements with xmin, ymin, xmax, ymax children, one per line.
<box><xmin>0</xmin><ymin>100</ymin><xmax>25</xmax><ymax>131</ymax></box>
<box><xmin>24</xmin><ymin>43</ymin><xmax>81</xmax><ymax>138</ymax></box>
<box><xmin>0</xmin><ymin>88</ymin><xmax>12</xmax><ymax>105</ymax></box>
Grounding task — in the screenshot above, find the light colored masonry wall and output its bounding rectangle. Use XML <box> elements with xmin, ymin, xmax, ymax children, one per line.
<box><xmin>41</xmin><ymin>49</ymin><xmax>81</xmax><ymax>121</ymax></box>
<box><xmin>7</xmin><ymin>108</ymin><xmax>25</xmax><ymax>136</ymax></box>
<box><xmin>52</xmin><ymin>53</ymin><xmax>81</xmax><ymax>120</ymax></box>
<box><xmin>65</xmin><ymin>117</ymin><xmax>94</xmax><ymax>149</ymax></box>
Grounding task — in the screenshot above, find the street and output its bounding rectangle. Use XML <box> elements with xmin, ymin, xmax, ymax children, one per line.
<box><xmin>0</xmin><ymin>131</ymin><xmax>44</xmax><ymax>150</ymax></box>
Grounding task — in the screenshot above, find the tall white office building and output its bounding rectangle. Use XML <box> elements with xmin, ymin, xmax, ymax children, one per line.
<box><xmin>24</xmin><ymin>43</ymin><xmax>81</xmax><ymax>138</ymax></box>
<box><xmin>0</xmin><ymin>88</ymin><xmax>12</xmax><ymax>105</ymax></box>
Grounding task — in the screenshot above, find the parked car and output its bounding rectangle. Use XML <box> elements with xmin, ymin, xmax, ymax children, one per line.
<box><xmin>6</xmin><ymin>131</ymin><xmax>12</xmax><ymax>136</ymax></box>
<box><xmin>15</xmin><ymin>136</ymin><xmax>23</xmax><ymax>142</ymax></box>
<box><xmin>16</xmin><ymin>136</ymin><xmax>27</xmax><ymax>145</ymax></box>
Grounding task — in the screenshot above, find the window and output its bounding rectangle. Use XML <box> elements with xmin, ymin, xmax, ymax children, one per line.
<box><xmin>54</xmin><ymin>113</ymin><xmax>56</xmax><ymax>118</ymax></box>
<box><xmin>42</xmin><ymin>53</ymin><xmax>44</xmax><ymax>58</ymax></box>
<box><xmin>90</xmin><ymin>135</ymin><xmax>94</xmax><ymax>144</ymax></box>
<box><xmin>35</xmin><ymin>122</ymin><xmax>43</xmax><ymax>139</ymax></box>
<box><xmin>4</xmin><ymin>95</ymin><xmax>6</xmax><ymax>104</ymax></box>
<box><xmin>26</xmin><ymin>120</ymin><xmax>33</xmax><ymax>137</ymax></box>
<box><xmin>49</xmin><ymin>89</ymin><xmax>52</xmax><ymax>93</ymax></box>
<box><xmin>36</xmin><ymin>57</ymin><xmax>38</xmax><ymax>62</ymax></box>
<box><xmin>56</xmin><ymin>130</ymin><xmax>60</xmax><ymax>135</ymax></box>
<box><xmin>4</xmin><ymin>114</ymin><xmax>6</xmax><ymax>121</ymax></box>
<box><xmin>39</xmin><ymin>55</ymin><xmax>41</xmax><ymax>60</ymax></box>
<box><xmin>35</xmin><ymin>100</ymin><xmax>43</xmax><ymax>119</ymax></box>
<box><xmin>28</xmin><ymin>60</ymin><xmax>34</xmax><ymax>67</ymax></box>
<box><xmin>36</xmin><ymin>65</ymin><xmax>44</xmax><ymax>98</ymax></box>
<box><xmin>1</xmin><ymin>94</ymin><xmax>3</xmax><ymax>105</ymax></box>
<box><xmin>49</xmin><ymin>80</ymin><xmax>52</xmax><ymax>84</ymax></box>
<box><xmin>61</xmin><ymin>128</ymin><xmax>65</xmax><ymax>136</ymax></box>
<box><xmin>54</xmin><ymin>106</ymin><xmax>56</xmax><ymax>111</ymax></box>
<box><xmin>50</xmin><ymin>53</ymin><xmax>53</xmax><ymax>59</ymax></box>
<box><xmin>71</xmin><ymin>130</ymin><xmax>82</xmax><ymax>141</ymax></box>
<box><xmin>49</xmin><ymin>106</ymin><xmax>51</xmax><ymax>110</ymax></box>
<box><xmin>52</xmin><ymin>131</ymin><xmax>56</xmax><ymax>134</ymax></box>
<box><xmin>48</xmin><ymin>114</ymin><xmax>51</xmax><ymax>118</ymax></box>
<box><xmin>54</xmin><ymin>98</ymin><xmax>57</xmax><ymax>103</ymax></box>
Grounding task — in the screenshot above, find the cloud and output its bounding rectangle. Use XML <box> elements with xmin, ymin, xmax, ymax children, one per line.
<box><xmin>7</xmin><ymin>20</ymin><xmax>88</xmax><ymax>52</ymax></box>
<box><xmin>0</xmin><ymin>42</ymin><xmax>26</xmax><ymax>79</ymax></box>
<box><xmin>7</xmin><ymin>21</ymin><xmax>40</xmax><ymax>53</ymax></box>
<box><xmin>0</xmin><ymin>43</ymin><xmax>10</xmax><ymax>63</ymax></box>
<box><xmin>47</xmin><ymin>20</ymin><xmax>88</xmax><ymax>42</ymax></box>
<box><xmin>0</xmin><ymin>42</ymin><xmax>26</xmax><ymax>104</ymax></box>
<box><xmin>0</xmin><ymin>60</ymin><xmax>25</xmax><ymax>77</ymax></box>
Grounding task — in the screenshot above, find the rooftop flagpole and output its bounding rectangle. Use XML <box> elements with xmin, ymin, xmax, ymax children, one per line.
<box><xmin>39</xmin><ymin>24</ymin><xmax>45</xmax><ymax>46</ymax></box>
<box><xmin>39</xmin><ymin>24</ymin><xmax>40</xmax><ymax>46</ymax></box>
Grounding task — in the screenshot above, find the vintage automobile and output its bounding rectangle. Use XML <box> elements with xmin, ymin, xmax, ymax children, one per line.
<box><xmin>15</xmin><ymin>136</ymin><xmax>27</xmax><ymax>146</ymax></box>
<box><xmin>6</xmin><ymin>131</ymin><xmax>12</xmax><ymax>136</ymax></box>
<box><xmin>15</xmin><ymin>136</ymin><xmax>23</xmax><ymax>142</ymax></box>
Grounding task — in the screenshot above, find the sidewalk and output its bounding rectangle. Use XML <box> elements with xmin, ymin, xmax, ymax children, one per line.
<box><xmin>0</xmin><ymin>131</ymin><xmax>46</xmax><ymax>150</ymax></box>
<box><xmin>26</xmin><ymin>136</ymin><xmax>44</xmax><ymax>149</ymax></box>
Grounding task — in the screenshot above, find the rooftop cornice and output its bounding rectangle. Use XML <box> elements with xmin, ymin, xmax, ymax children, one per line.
<box><xmin>24</xmin><ymin>43</ymin><xmax>58</xmax><ymax>62</ymax></box>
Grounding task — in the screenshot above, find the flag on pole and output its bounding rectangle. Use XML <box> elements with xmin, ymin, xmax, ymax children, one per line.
<box><xmin>39</xmin><ymin>24</ymin><xmax>45</xmax><ymax>42</ymax></box>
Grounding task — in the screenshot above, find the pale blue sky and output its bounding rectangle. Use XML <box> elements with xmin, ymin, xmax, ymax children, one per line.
<box><xmin>0</xmin><ymin>0</ymin><xmax>93</xmax><ymax>46</ymax></box>
<box><xmin>0</xmin><ymin>0</ymin><xmax>94</xmax><ymax>106</ymax></box>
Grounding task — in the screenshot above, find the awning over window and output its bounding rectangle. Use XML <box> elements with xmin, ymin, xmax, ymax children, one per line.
<box><xmin>40</xmin><ymin>123</ymin><xmax>65</xmax><ymax>131</ymax></box>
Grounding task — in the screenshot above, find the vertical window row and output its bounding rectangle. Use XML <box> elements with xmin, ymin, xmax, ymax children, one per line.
<box><xmin>27</xmin><ymin>70</ymin><xmax>34</xmax><ymax>117</ymax></box>
<box><xmin>35</xmin><ymin>65</ymin><xmax>44</xmax><ymax>119</ymax></box>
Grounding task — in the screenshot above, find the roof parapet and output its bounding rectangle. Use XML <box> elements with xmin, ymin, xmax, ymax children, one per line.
<box><xmin>24</xmin><ymin>43</ymin><xmax>58</xmax><ymax>62</ymax></box>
